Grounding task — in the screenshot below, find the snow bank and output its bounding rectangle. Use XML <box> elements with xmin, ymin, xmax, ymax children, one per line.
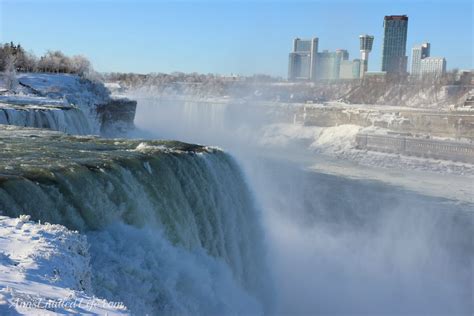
<box><xmin>257</xmin><ymin>123</ymin><xmax>474</xmax><ymax>176</ymax></box>
<box><xmin>0</xmin><ymin>73</ymin><xmax>113</xmax><ymax>135</ymax></box>
<box><xmin>0</xmin><ymin>95</ymin><xmax>69</xmax><ymax>107</ymax></box>
<box><xmin>258</xmin><ymin>123</ymin><xmax>365</xmax><ymax>153</ymax></box>
<box><xmin>310</xmin><ymin>124</ymin><xmax>362</xmax><ymax>153</ymax></box>
<box><xmin>258</xmin><ymin>124</ymin><xmax>323</xmax><ymax>147</ymax></box>
<box><xmin>0</xmin><ymin>215</ymin><xmax>128</xmax><ymax>315</ymax></box>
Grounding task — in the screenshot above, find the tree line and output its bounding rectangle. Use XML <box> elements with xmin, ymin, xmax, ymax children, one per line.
<box><xmin>0</xmin><ymin>42</ymin><xmax>92</xmax><ymax>76</ymax></box>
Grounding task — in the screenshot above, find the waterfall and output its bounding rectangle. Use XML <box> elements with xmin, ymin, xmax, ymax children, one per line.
<box><xmin>0</xmin><ymin>107</ymin><xmax>95</xmax><ymax>135</ymax></box>
<box><xmin>0</xmin><ymin>126</ymin><xmax>271</xmax><ymax>314</ymax></box>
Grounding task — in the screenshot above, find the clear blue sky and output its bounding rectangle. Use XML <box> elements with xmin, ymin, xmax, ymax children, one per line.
<box><xmin>0</xmin><ymin>0</ymin><xmax>472</xmax><ymax>76</ymax></box>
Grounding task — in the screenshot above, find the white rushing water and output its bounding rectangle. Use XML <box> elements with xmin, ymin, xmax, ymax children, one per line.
<box><xmin>0</xmin><ymin>73</ymin><xmax>111</xmax><ymax>135</ymax></box>
<box><xmin>1</xmin><ymin>93</ymin><xmax>471</xmax><ymax>315</ymax></box>
<box><xmin>131</xmin><ymin>95</ymin><xmax>473</xmax><ymax>315</ymax></box>
<box><xmin>0</xmin><ymin>107</ymin><xmax>95</xmax><ymax>135</ymax></box>
<box><xmin>0</xmin><ymin>127</ymin><xmax>272</xmax><ymax>315</ymax></box>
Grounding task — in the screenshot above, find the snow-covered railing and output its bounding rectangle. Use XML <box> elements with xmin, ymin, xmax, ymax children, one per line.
<box><xmin>356</xmin><ymin>133</ymin><xmax>474</xmax><ymax>164</ymax></box>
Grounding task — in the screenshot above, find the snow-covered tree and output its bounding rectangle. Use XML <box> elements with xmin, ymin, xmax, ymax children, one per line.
<box><xmin>4</xmin><ymin>54</ymin><xmax>18</xmax><ymax>91</ymax></box>
<box><xmin>70</xmin><ymin>55</ymin><xmax>92</xmax><ymax>76</ymax></box>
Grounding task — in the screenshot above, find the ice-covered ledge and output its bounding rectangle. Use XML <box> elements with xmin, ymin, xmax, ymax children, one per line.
<box><xmin>0</xmin><ymin>73</ymin><xmax>137</xmax><ymax>137</ymax></box>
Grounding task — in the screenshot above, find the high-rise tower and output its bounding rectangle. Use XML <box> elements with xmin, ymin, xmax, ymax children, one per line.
<box><xmin>381</xmin><ymin>15</ymin><xmax>408</xmax><ymax>74</ymax></box>
<box><xmin>359</xmin><ymin>34</ymin><xmax>374</xmax><ymax>77</ymax></box>
<box><xmin>411</xmin><ymin>43</ymin><xmax>431</xmax><ymax>76</ymax></box>
<box><xmin>288</xmin><ymin>37</ymin><xmax>318</xmax><ymax>81</ymax></box>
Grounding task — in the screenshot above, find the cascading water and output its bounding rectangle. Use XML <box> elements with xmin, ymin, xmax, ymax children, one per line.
<box><xmin>0</xmin><ymin>107</ymin><xmax>94</xmax><ymax>135</ymax></box>
<box><xmin>0</xmin><ymin>73</ymin><xmax>109</xmax><ymax>135</ymax></box>
<box><xmin>130</xmin><ymin>94</ymin><xmax>473</xmax><ymax>315</ymax></box>
<box><xmin>0</xmin><ymin>125</ymin><xmax>272</xmax><ymax>314</ymax></box>
<box><xmin>2</xmin><ymin>89</ymin><xmax>471</xmax><ymax>314</ymax></box>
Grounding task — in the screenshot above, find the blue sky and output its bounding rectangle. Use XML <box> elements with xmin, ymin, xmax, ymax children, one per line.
<box><xmin>0</xmin><ymin>0</ymin><xmax>472</xmax><ymax>76</ymax></box>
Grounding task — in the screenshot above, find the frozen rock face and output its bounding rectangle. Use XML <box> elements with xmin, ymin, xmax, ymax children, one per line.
<box><xmin>299</xmin><ymin>105</ymin><xmax>474</xmax><ymax>139</ymax></box>
<box><xmin>96</xmin><ymin>97</ymin><xmax>137</xmax><ymax>136</ymax></box>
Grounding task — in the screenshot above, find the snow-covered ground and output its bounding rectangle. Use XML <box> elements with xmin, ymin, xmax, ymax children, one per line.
<box><xmin>257</xmin><ymin>123</ymin><xmax>474</xmax><ymax>176</ymax></box>
<box><xmin>0</xmin><ymin>95</ymin><xmax>70</xmax><ymax>107</ymax></box>
<box><xmin>0</xmin><ymin>215</ymin><xmax>128</xmax><ymax>315</ymax></box>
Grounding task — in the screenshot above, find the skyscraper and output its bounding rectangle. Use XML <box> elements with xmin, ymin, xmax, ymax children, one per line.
<box><xmin>359</xmin><ymin>34</ymin><xmax>374</xmax><ymax>77</ymax></box>
<box><xmin>381</xmin><ymin>15</ymin><xmax>408</xmax><ymax>75</ymax></box>
<box><xmin>288</xmin><ymin>38</ymin><xmax>318</xmax><ymax>80</ymax></box>
<box><xmin>411</xmin><ymin>43</ymin><xmax>431</xmax><ymax>76</ymax></box>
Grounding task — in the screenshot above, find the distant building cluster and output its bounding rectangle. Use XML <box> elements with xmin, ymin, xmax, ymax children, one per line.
<box><xmin>411</xmin><ymin>43</ymin><xmax>446</xmax><ymax>78</ymax></box>
<box><xmin>288</xmin><ymin>14</ymin><xmax>448</xmax><ymax>81</ymax></box>
<box><xmin>288</xmin><ymin>38</ymin><xmax>364</xmax><ymax>81</ymax></box>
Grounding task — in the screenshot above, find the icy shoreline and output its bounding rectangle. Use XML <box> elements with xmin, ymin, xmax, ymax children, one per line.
<box><xmin>257</xmin><ymin>123</ymin><xmax>474</xmax><ymax>176</ymax></box>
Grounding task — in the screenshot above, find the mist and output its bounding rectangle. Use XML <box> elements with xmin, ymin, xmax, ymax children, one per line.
<box><xmin>129</xmin><ymin>93</ymin><xmax>473</xmax><ymax>315</ymax></box>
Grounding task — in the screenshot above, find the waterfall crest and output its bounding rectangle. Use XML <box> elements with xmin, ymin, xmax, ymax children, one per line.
<box><xmin>0</xmin><ymin>126</ymin><xmax>271</xmax><ymax>314</ymax></box>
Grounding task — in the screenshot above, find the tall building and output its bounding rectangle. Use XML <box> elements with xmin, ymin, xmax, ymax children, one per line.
<box><xmin>288</xmin><ymin>38</ymin><xmax>318</xmax><ymax>80</ymax></box>
<box><xmin>420</xmin><ymin>57</ymin><xmax>446</xmax><ymax>77</ymax></box>
<box><xmin>411</xmin><ymin>43</ymin><xmax>431</xmax><ymax>76</ymax></box>
<box><xmin>381</xmin><ymin>15</ymin><xmax>408</xmax><ymax>75</ymax></box>
<box><xmin>359</xmin><ymin>35</ymin><xmax>374</xmax><ymax>77</ymax></box>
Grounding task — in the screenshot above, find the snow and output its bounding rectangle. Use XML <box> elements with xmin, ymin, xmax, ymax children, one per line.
<box><xmin>0</xmin><ymin>95</ymin><xmax>69</xmax><ymax>108</ymax></box>
<box><xmin>258</xmin><ymin>124</ymin><xmax>323</xmax><ymax>148</ymax></box>
<box><xmin>0</xmin><ymin>73</ymin><xmax>111</xmax><ymax>135</ymax></box>
<box><xmin>134</xmin><ymin>142</ymin><xmax>169</xmax><ymax>152</ymax></box>
<box><xmin>310</xmin><ymin>124</ymin><xmax>362</xmax><ymax>153</ymax></box>
<box><xmin>306</xmin><ymin>100</ymin><xmax>457</xmax><ymax>113</ymax></box>
<box><xmin>0</xmin><ymin>215</ymin><xmax>128</xmax><ymax>315</ymax></box>
<box><xmin>257</xmin><ymin>123</ymin><xmax>474</xmax><ymax>176</ymax></box>
<box><xmin>258</xmin><ymin>123</ymin><xmax>369</xmax><ymax>152</ymax></box>
<box><xmin>104</xmin><ymin>82</ymin><xmax>121</xmax><ymax>89</ymax></box>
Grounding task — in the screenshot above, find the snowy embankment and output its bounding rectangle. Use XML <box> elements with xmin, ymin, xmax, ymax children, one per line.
<box><xmin>0</xmin><ymin>215</ymin><xmax>128</xmax><ymax>315</ymax></box>
<box><xmin>0</xmin><ymin>73</ymin><xmax>111</xmax><ymax>135</ymax></box>
<box><xmin>258</xmin><ymin>123</ymin><xmax>474</xmax><ymax>176</ymax></box>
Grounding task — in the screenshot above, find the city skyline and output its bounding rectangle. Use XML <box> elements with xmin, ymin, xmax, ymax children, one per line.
<box><xmin>0</xmin><ymin>0</ymin><xmax>472</xmax><ymax>76</ymax></box>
